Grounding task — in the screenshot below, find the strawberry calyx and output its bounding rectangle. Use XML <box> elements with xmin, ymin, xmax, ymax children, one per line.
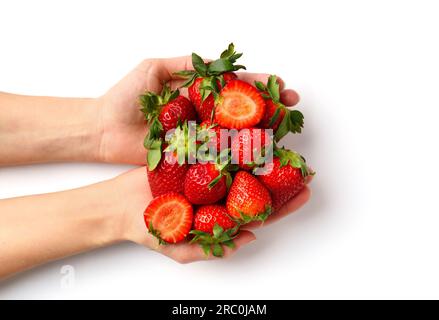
<box><xmin>207</xmin><ymin>148</ymin><xmax>238</xmax><ymax>190</ymax></box>
<box><xmin>273</xmin><ymin>146</ymin><xmax>314</xmax><ymax>178</ymax></box>
<box><xmin>233</xmin><ymin>205</ymin><xmax>272</xmax><ymax>224</ymax></box>
<box><xmin>255</xmin><ymin>75</ymin><xmax>304</xmax><ymax>142</ymax></box>
<box><xmin>163</xmin><ymin>121</ymin><xmax>198</xmax><ymax>166</ymax></box>
<box><xmin>190</xmin><ymin>224</ymin><xmax>239</xmax><ymax>257</ymax></box>
<box><xmin>140</xmin><ymin>85</ymin><xmax>180</xmax><ymax>170</ymax></box>
<box><xmin>174</xmin><ymin>43</ymin><xmax>246</xmax><ymax>105</ymax></box>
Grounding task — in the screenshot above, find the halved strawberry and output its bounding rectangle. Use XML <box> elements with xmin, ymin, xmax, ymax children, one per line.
<box><xmin>144</xmin><ymin>192</ymin><xmax>193</xmax><ymax>244</ymax></box>
<box><xmin>190</xmin><ymin>205</ymin><xmax>238</xmax><ymax>257</ymax></box>
<box><xmin>226</xmin><ymin>171</ymin><xmax>272</xmax><ymax>223</ymax></box>
<box><xmin>214</xmin><ymin>80</ymin><xmax>265</xmax><ymax>129</ymax></box>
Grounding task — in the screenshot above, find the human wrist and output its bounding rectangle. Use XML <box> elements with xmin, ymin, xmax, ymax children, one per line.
<box><xmin>65</xmin><ymin>97</ymin><xmax>102</xmax><ymax>162</ymax></box>
<box><xmin>80</xmin><ymin>177</ymin><xmax>129</xmax><ymax>247</ymax></box>
<box><xmin>105</xmin><ymin>168</ymin><xmax>153</xmax><ymax>244</ymax></box>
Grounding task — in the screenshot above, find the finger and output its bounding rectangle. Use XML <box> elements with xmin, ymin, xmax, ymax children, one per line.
<box><xmin>137</xmin><ymin>56</ymin><xmax>194</xmax><ymax>81</ymax></box>
<box><xmin>236</xmin><ymin>72</ymin><xmax>285</xmax><ymax>91</ymax></box>
<box><xmin>242</xmin><ymin>186</ymin><xmax>311</xmax><ymax>230</ymax></box>
<box><xmin>157</xmin><ymin>56</ymin><xmax>213</xmax><ymax>81</ymax></box>
<box><xmin>280</xmin><ymin>89</ymin><xmax>300</xmax><ymax>106</ymax></box>
<box><xmin>305</xmin><ymin>169</ymin><xmax>314</xmax><ymax>184</ymax></box>
<box><xmin>222</xmin><ymin>230</ymin><xmax>257</xmax><ymax>258</ymax></box>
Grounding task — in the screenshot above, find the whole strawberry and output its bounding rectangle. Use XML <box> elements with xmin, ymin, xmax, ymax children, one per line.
<box><xmin>183</xmin><ymin>162</ymin><xmax>230</xmax><ymax>205</ymax></box>
<box><xmin>230</xmin><ymin>128</ymin><xmax>273</xmax><ymax>170</ymax></box>
<box><xmin>190</xmin><ymin>205</ymin><xmax>238</xmax><ymax>257</ymax></box>
<box><xmin>144</xmin><ymin>192</ymin><xmax>193</xmax><ymax>244</ymax></box>
<box><xmin>175</xmin><ymin>43</ymin><xmax>245</xmax><ymax>122</ymax></box>
<box><xmin>255</xmin><ymin>75</ymin><xmax>304</xmax><ymax>141</ymax></box>
<box><xmin>226</xmin><ymin>171</ymin><xmax>272</xmax><ymax>223</ymax></box>
<box><xmin>257</xmin><ymin>147</ymin><xmax>311</xmax><ymax>212</ymax></box>
<box><xmin>140</xmin><ymin>85</ymin><xmax>196</xmax><ymax>169</ymax></box>
<box><xmin>147</xmin><ymin>152</ymin><xmax>188</xmax><ymax>198</ymax></box>
<box><xmin>194</xmin><ymin>205</ymin><xmax>237</xmax><ymax>234</ymax></box>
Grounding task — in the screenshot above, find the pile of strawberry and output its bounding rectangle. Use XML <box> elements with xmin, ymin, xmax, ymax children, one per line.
<box><xmin>140</xmin><ymin>44</ymin><xmax>312</xmax><ymax>257</ymax></box>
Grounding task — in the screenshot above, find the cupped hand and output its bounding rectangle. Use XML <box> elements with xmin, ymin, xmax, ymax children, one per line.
<box><xmin>115</xmin><ymin>167</ymin><xmax>310</xmax><ymax>264</ymax></box>
<box><xmin>96</xmin><ymin>56</ymin><xmax>300</xmax><ymax>165</ymax></box>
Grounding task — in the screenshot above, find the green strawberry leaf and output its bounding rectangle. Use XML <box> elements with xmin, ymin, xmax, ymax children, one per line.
<box><xmin>181</xmin><ymin>73</ymin><xmax>198</xmax><ymax>88</ymax></box>
<box><xmin>208</xmin><ymin>173</ymin><xmax>223</xmax><ymax>189</ymax></box>
<box><xmin>267</xmin><ymin>75</ymin><xmax>280</xmax><ymax>102</ymax></box>
<box><xmin>148</xmin><ymin>222</ymin><xmax>167</xmax><ymax>245</ymax></box>
<box><xmin>213</xmin><ymin>224</ymin><xmax>224</xmax><ymax>238</ymax></box>
<box><xmin>229</xmin><ymin>53</ymin><xmax>243</xmax><ymax>63</ymax></box>
<box><xmin>201</xmin><ymin>243</ymin><xmax>211</xmax><ymax>256</ymax></box>
<box><xmin>212</xmin><ymin>243</ymin><xmax>224</xmax><ymax>257</ymax></box>
<box><xmin>168</xmin><ymin>88</ymin><xmax>180</xmax><ymax>103</ymax></box>
<box><xmin>146</xmin><ymin>143</ymin><xmax>162</xmax><ymax>171</ymax></box>
<box><xmin>192</xmin><ymin>52</ymin><xmax>208</xmax><ymax>76</ymax></box>
<box><xmin>268</xmin><ymin>107</ymin><xmax>282</xmax><ymax>128</ymax></box>
<box><xmin>220</xmin><ymin>43</ymin><xmax>235</xmax><ymax>59</ymax></box>
<box><xmin>274</xmin><ymin>109</ymin><xmax>304</xmax><ymax>142</ymax></box>
<box><xmin>254</xmin><ymin>81</ymin><xmax>267</xmax><ymax>92</ymax></box>
<box><xmin>287</xmin><ymin>110</ymin><xmax>304</xmax><ymax>134</ymax></box>
<box><xmin>222</xmin><ymin>240</ymin><xmax>236</xmax><ymax>249</ymax></box>
<box><xmin>173</xmin><ymin>70</ymin><xmax>196</xmax><ymax>77</ymax></box>
<box><xmin>208</xmin><ymin>58</ymin><xmax>234</xmax><ymax>75</ymax></box>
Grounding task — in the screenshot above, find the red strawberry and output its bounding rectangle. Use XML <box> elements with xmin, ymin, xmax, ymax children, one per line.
<box><xmin>147</xmin><ymin>152</ymin><xmax>188</xmax><ymax>198</ymax></box>
<box><xmin>140</xmin><ymin>85</ymin><xmax>196</xmax><ymax>136</ymax></box>
<box><xmin>255</xmin><ymin>75</ymin><xmax>304</xmax><ymax>141</ymax></box>
<box><xmin>215</xmin><ymin>80</ymin><xmax>265</xmax><ymax>129</ymax></box>
<box><xmin>144</xmin><ymin>192</ymin><xmax>193</xmax><ymax>244</ymax></box>
<box><xmin>199</xmin><ymin>120</ymin><xmax>230</xmax><ymax>154</ymax></box>
<box><xmin>183</xmin><ymin>162</ymin><xmax>228</xmax><ymax>205</ymax></box>
<box><xmin>222</xmin><ymin>72</ymin><xmax>238</xmax><ymax>83</ymax></box>
<box><xmin>158</xmin><ymin>95</ymin><xmax>196</xmax><ymax>134</ymax></box>
<box><xmin>260</xmin><ymin>99</ymin><xmax>286</xmax><ymax>132</ymax></box>
<box><xmin>257</xmin><ymin>147</ymin><xmax>311</xmax><ymax>212</ymax></box>
<box><xmin>193</xmin><ymin>205</ymin><xmax>237</xmax><ymax>234</ymax></box>
<box><xmin>230</xmin><ymin>128</ymin><xmax>273</xmax><ymax>170</ymax></box>
<box><xmin>190</xmin><ymin>205</ymin><xmax>238</xmax><ymax>257</ymax></box>
<box><xmin>226</xmin><ymin>171</ymin><xmax>272</xmax><ymax>222</ymax></box>
<box><xmin>140</xmin><ymin>85</ymin><xmax>196</xmax><ymax>170</ymax></box>
<box><xmin>188</xmin><ymin>77</ymin><xmax>215</xmax><ymax>121</ymax></box>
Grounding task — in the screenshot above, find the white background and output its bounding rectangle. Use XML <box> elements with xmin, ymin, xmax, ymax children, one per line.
<box><xmin>0</xmin><ymin>0</ymin><xmax>438</xmax><ymax>299</ymax></box>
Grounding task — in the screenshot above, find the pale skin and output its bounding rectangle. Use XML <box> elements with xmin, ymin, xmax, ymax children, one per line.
<box><xmin>0</xmin><ymin>56</ymin><xmax>311</xmax><ymax>280</ymax></box>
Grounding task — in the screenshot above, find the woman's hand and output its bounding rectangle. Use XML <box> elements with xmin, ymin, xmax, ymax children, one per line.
<box><xmin>96</xmin><ymin>57</ymin><xmax>301</xmax><ymax>165</ymax></box>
